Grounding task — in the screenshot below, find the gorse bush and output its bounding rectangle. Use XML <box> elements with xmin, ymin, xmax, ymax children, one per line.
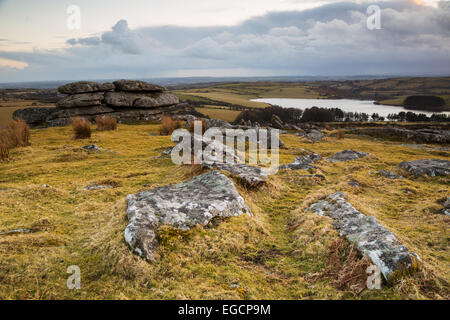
<box><xmin>96</xmin><ymin>116</ymin><xmax>117</xmax><ymax>131</ymax></box>
<box><xmin>0</xmin><ymin>118</ymin><xmax>31</xmax><ymax>160</ymax></box>
<box><xmin>159</xmin><ymin>116</ymin><xmax>182</xmax><ymax>136</ymax></box>
<box><xmin>71</xmin><ymin>117</ymin><xmax>91</xmax><ymax>139</ymax></box>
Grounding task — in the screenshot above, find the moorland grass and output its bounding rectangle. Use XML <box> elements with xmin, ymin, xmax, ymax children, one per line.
<box><xmin>0</xmin><ymin>124</ymin><xmax>448</xmax><ymax>299</ymax></box>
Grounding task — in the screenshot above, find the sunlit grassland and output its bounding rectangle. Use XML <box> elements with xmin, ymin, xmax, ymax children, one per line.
<box><xmin>0</xmin><ymin>124</ymin><xmax>448</xmax><ymax>299</ymax></box>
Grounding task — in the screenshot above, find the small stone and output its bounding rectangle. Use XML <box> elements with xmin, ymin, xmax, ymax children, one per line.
<box><xmin>327</xmin><ymin>150</ymin><xmax>369</xmax><ymax>163</ymax></box>
<box><xmin>379</xmin><ymin>170</ymin><xmax>403</xmax><ymax>179</ymax></box>
<box><xmin>82</xmin><ymin>145</ymin><xmax>100</xmax><ymax>151</ymax></box>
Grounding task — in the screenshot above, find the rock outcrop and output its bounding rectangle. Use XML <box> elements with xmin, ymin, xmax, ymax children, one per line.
<box><xmin>349</xmin><ymin>127</ymin><xmax>450</xmax><ymax>144</ymax></box>
<box><xmin>124</xmin><ymin>171</ymin><xmax>251</xmax><ymax>261</ymax></box>
<box><xmin>327</xmin><ymin>150</ymin><xmax>369</xmax><ymax>163</ymax></box>
<box><xmin>14</xmin><ymin>80</ymin><xmax>180</xmax><ymax>127</ymax></box>
<box><xmin>398</xmin><ymin>159</ymin><xmax>450</xmax><ymax>177</ymax></box>
<box><xmin>308</xmin><ymin>192</ymin><xmax>420</xmax><ymax>280</ymax></box>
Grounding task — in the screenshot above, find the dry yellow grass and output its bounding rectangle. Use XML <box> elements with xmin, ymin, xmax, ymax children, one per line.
<box><xmin>0</xmin><ymin>124</ymin><xmax>448</xmax><ymax>299</ymax></box>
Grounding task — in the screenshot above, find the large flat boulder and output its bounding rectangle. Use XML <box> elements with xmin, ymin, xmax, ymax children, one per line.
<box><xmin>113</xmin><ymin>80</ymin><xmax>166</xmax><ymax>92</ymax></box>
<box><xmin>58</xmin><ymin>81</ymin><xmax>114</xmax><ymax>94</ymax></box>
<box><xmin>124</xmin><ymin>171</ymin><xmax>251</xmax><ymax>261</ymax></box>
<box><xmin>327</xmin><ymin>150</ymin><xmax>369</xmax><ymax>163</ymax></box>
<box><xmin>398</xmin><ymin>159</ymin><xmax>450</xmax><ymax>177</ymax></box>
<box><xmin>104</xmin><ymin>92</ymin><xmax>179</xmax><ymax>108</ymax></box>
<box><xmin>308</xmin><ymin>192</ymin><xmax>420</xmax><ymax>280</ymax></box>
<box><xmin>56</xmin><ymin>92</ymin><xmax>105</xmax><ymax>108</ymax></box>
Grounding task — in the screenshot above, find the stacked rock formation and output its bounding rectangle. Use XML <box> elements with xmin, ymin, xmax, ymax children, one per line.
<box><xmin>14</xmin><ymin>80</ymin><xmax>180</xmax><ymax>127</ymax></box>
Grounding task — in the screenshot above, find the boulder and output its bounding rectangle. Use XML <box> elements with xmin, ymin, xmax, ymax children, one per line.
<box><xmin>308</xmin><ymin>192</ymin><xmax>420</xmax><ymax>280</ymax></box>
<box><xmin>327</xmin><ymin>150</ymin><xmax>369</xmax><ymax>163</ymax></box>
<box><xmin>379</xmin><ymin>170</ymin><xmax>403</xmax><ymax>179</ymax></box>
<box><xmin>104</xmin><ymin>92</ymin><xmax>179</xmax><ymax>108</ymax></box>
<box><xmin>124</xmin><ymin>171</ymin><xmax>251</xmax><ymax>261</ymax></box>
<box><xmin>205</xmin><ymin>118</ymin><xmax>232</xmax><ymax>130</ymax></box>
<box><xmin>56</xmin><ymin>92</ymin><xmax>105</xmax><ymax>108</ymax></box>
<box><xmin>305</xmin><ymin>129</ymin><xmax>324</xmax><ymax>142</ymax></box>
<box><xmin>205</xmin><ymin>163</ymin><xmax>268</xmax><ymax>187</ymax></box>
<box><xmin>398</xmin><ymin>159</ymin><xmax>450</xmax><ymax>177</ymax></box>
<box><xmin>279</xmin><ymin>152</ymin><xmax>321</xmax><ymax>170</ymax></box>
<box><xmin>271</xmin><ymin>114</ymin><xmax>284</xmax><ymax>129</ymax></box>
<box><xmin>113</xmin><ymin>80</ymin><xmax>166</xmax><ymax>92</ymax></box>
<box><xmin>58</xmin><ymin>81</ymin><xmax>114</xmax><ymax>94</ymax></box>
<box><xmin>13</xmin><ymin>107</ymin><xmax>55</xmax><ymax>126</ymax></box>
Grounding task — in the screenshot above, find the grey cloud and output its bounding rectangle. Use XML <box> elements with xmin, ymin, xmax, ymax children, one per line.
<box><xmin>1</xmin><ymin>1</ymin><xmax>450</xmax><ymax>81</ymax></box>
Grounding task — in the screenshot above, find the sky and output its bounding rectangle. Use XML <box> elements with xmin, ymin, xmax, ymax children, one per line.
<box><xmin>0</xmin><ymin>0</ymin><xmax>449</xmax><ymax>82</ymax></box>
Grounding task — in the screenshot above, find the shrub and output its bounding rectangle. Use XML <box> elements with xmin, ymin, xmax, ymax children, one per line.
<box><xmin>71</xmin><ymin>117</ymin><xmax>91</xmax><ymax>139</ymax></box>
<box><xmin>0</xmin><ymin>118</ymin><xmax>31</xmax><ymax>160</ymax></box>
<box><xmin>188</xmin><ymin>119</ymin><xmax>207</xmax><ymax>134</ymax></box>
<box><xmin>96</xmin><ymin>116</ymin><xmax>117</xmax><ymax>131</ymax></box>
<box><xmin>159</xmin><ymin>116</ymin><xmax>182</xmax><ymax>136</ymax></box>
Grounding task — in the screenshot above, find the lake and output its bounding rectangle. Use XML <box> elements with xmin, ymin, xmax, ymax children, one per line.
<box><xmin>251</xmin><ymin>98</ymin><xmax>450</xmax><ymax>118</ymax></box>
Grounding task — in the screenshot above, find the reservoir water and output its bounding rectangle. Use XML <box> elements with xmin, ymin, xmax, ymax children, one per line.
<box><xmin>251</xmin><ymin>98</ymin><xmax>450</xmax><ymax>118</ymax></box>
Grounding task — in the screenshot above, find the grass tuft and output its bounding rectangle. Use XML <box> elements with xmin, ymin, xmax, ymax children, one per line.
<box><xmin>95</xmin><ymin>116</ymin><xmax>117</xmax><ymax>131</ymax></box>
<box><xmin>71</xmin><ymin>117</ymin><xmax>91</xmax><ymax>139</ymax></box>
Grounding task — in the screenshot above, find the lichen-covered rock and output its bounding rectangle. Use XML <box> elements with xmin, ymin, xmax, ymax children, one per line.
<box><xmin>58</xmin><ymin>81</ymin><xmax>114</xmax><ymax>94</ymax></box>
<box><xmin>398</xmin><ymin>159</ymin><xmax>450</xmax><ymax>177</ymax></box>
<box><xmin>305</xmin><ymin>129</ymin><xmax>324</xmax><ymax>142</ymax></box>
<box><xmin>307</xmin><ymin>192</ymin><xmax>420</xmax><ymax>280</ymax></box>
<box><xmin>279</xmin><ymin>152</ymin><xmax>321</xmax><ymax>170</ymax></box>
<box><xmin>379</xmin><ymin>170</ymin><xmax>403</xmax><ymax>179</ymax></box>
<box><xmin>124</xmin><ymin>171</ymin><xmax>251</xmax><ymax>261</ymax></box>
<box><xmin>56</xmin><ymin>92</ymin><xmax>105</xmax><ymax>108</ymax></box>
<box><xmin>113</xmin><ymin>80</ymin><xmax>166</xmax><ymax>92</ymax></box>
<box><xmin>327</xmin><ymin>150</ymin><xmax>369</xmax><ymax>163</ymax></box>
<box><xmin>104</xmin><ymin>92</ymin><xmax>179</xmax><ymax>108</ymax></box>
<box><xmin>205</xmin><ymin>163</ymin><xmax>268</xmax><ymax>187</ymax></box>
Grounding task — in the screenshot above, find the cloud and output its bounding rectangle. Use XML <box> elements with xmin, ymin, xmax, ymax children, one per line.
<box><xmin>1</xmin><ymin>1</ymin><xmax>450</xmax><ymax>81</ymax></box>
